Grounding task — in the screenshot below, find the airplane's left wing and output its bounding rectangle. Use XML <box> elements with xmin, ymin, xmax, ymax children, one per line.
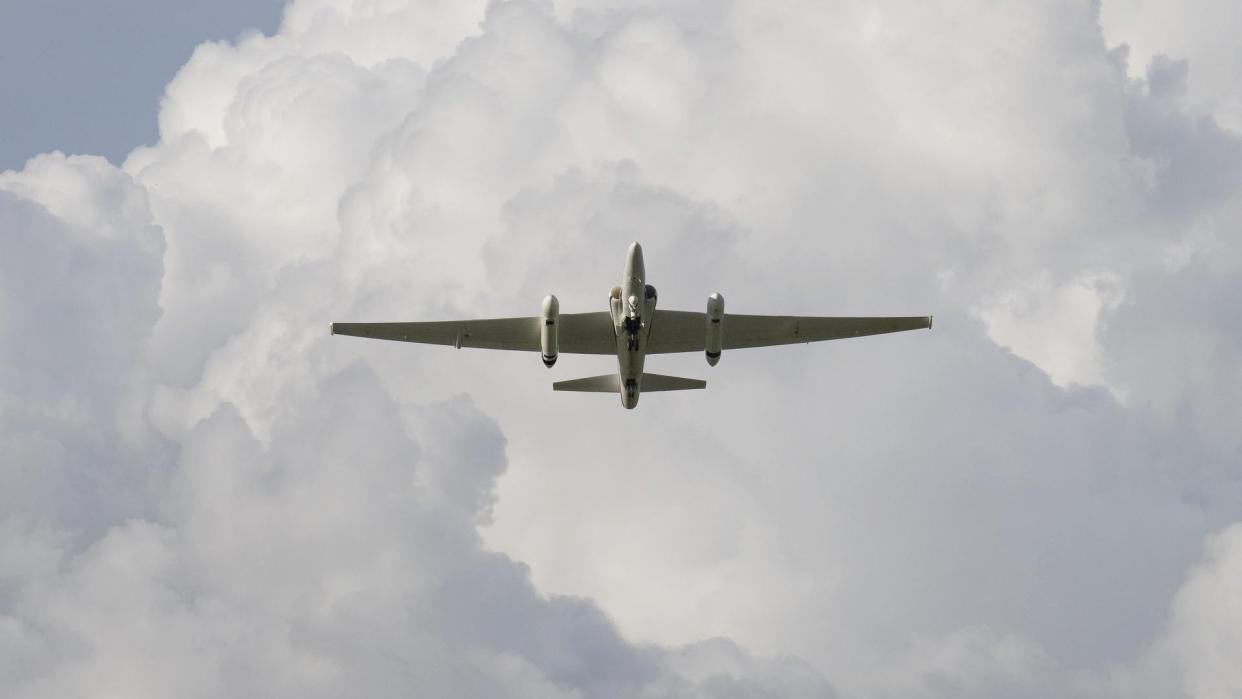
<box><xmin>647</xmin><ymin>310</ymin><xmax>931</xmax><ymax>353</ymax></box>
<box><xmin>331</xmin><ymin>311</ymin><xmax>615</xmax><ymax>354</ymax></box>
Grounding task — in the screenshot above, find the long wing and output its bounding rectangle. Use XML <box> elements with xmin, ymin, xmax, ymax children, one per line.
<box><xmin>331</xmin><ymin>312</ymin><xmax>615</xmax><ymax>354</ymax></box>
<box><xmin>647</xmin><ymin>310</ymin><xmax>932</xmax><ymax>354</ymax></box>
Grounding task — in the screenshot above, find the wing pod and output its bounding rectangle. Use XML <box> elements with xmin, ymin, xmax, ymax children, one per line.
<box><xmin>541</xmin><ymin>294</ymin><xmax>559</xmax><ymax>367</ymax></box>
<box><xmin>705</xmin><ymin>292</ymin><xmax>724</xmax><ymax>366</ymax></box>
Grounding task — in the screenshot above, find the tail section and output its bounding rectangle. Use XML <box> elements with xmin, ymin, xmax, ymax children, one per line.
<box><xmin>552</xmin><ymin>373</ymin><xmax>705</xmax><ymax>393</ymax></box>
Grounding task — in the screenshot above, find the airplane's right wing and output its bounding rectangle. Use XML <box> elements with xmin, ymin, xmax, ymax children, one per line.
<box><xmin>647</xmin><ymin>310</ymin><xmax>931</xmax><ymax>353</ymax></box>
<box><xmin>559</xmin><ymin>312</ymin><xmax>618</xmax><ymax>353</ymax></box>
<box><xmin>331</xmin><ymin>311</ymin><xmax>615</xmax><ymax>354</ymax></box>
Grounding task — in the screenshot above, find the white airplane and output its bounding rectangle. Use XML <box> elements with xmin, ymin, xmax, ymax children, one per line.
<box><xmin>331</xmin><ymin>242</ymin><xmax>931</xmax><ymax>409</ymax></box>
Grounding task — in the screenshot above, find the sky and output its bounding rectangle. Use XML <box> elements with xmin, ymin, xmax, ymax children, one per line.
<box><xmin>0</xmin><ymin>0</ymin><xmax>283</xmax><ymax>170</ymax></box>
<box><xmin>2</xmin><ymin>1</ymin><xmax>1241</xmax><ymax>697</ymax></box>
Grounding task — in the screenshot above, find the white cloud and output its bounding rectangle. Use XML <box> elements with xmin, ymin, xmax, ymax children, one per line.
<box><xmin>976</xmin><ymin>271</ymin><xmax>1124</xmax><ymax>390</ymax></box>
<box><xmin>0</xmin><ymin>56</ymin><xmax>833</xmax><ymax>699</ymax></box>
<box><xmin>3</xmin><ymin>0</ymin><xmax>1242</xmax><ymax>697</ymax></box>
<box><xmin>1162</xmin><ymin>524</ymin><xmax>1242</xmax><ymax>699</ymax></box>
<box><xmin>1080</xmin><ymin>523</ymin><xmax>1242</xmax><ymax>699</ymax></box>
<box><xmin>1</xmin><ymin>153</ymin><xmax>165</xmax><ymax>531</ymax></box>
<box><xmin>1101</xmin><ymin>0</ymin><xmax>1242</xmax><ymax>132</ymax></box>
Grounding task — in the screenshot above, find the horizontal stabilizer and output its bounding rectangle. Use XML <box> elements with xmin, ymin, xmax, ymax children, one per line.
<box><xmin>553</xmin><ymin>374</ymin><xmax>621</xmax><ymax>392</ymax></box>
<box><xmin>641</xmin><ymin>373</ymin><xmax>706</xmax><ymax>392</ymax></box>
<box><xmin>553</xmin><ymin>373</ymin><xmax>705</xmax><ymax>393</ymax></box>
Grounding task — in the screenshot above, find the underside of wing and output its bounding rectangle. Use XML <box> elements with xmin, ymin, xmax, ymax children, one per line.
<box><xmin>558</xmin><ymin>312</ymin><xmax>617</xmax><ymax>354</ymax></box>
<box><xmin>646</xmin><ymin>310</ymin><xmax>708</xmax><ymax>353</ymax></box>
<box><xmin>331</xmin><ymin>311</ymin><xmax>615</xmax><ymax>354</ymax></box>
<box><xmin>724</xmin><ymin>314</ymin><xmax>932</xmax><ymax>349</ymax></box>
<box><xmin>331</xmin><ymin>317</ymin><xmax>539</xmax><ymax>351</ymax></box>
<box><xmin>646</xmin><ymin>310</ymin><xmax>931</xmax><ymax>353</ymax></box>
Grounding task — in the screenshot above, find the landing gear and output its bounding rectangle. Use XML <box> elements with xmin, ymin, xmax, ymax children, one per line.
<box><xmin>623</xmin><ymin>315</ymin><xmax>642</xmax><ymax>350</ymax></box>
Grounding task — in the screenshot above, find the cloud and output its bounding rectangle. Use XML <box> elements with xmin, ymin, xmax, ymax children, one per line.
<box><xmin>0</xmin><ymin>80</ymin><xmax>834</xmax><ymax>699</ymax></box>
<box><xmin>0</xmin><ymin>154</ymin><xmax>166</xmax><ymax>532</ymax></box>
<box><xmin>1161</xmin><ymin>524</ymin><xmax>1242</xmax><ymax>699</ymax></box>
<box><xmin>1101</xmin><ymin>0</ymin><xmax>1242</xmax><ymax>132</ymax></box>
<box><xmin>1081</xmin><ymin>523</ymin><xmax>1242</xmax><ymax>699</ymax></box>
<box><xmin>2</xmin><ymin>0</ymin><xmax>1242</xmax><ymax>697</ymax></box>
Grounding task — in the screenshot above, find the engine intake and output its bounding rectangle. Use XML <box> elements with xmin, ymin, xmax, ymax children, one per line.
<box><xmin>609</xmin><ymin>286</ymin><xmax>623</xmax><ymax>324</ymax></box>
<box><xmin>541</xmin><ymin>294</ymin><xmax>559</xmax><ymax>367</ymax></box>
<box><xmin>705</xmin><ymin>293</ymin><xmax>724</xmax><ymax>366</ymax></box>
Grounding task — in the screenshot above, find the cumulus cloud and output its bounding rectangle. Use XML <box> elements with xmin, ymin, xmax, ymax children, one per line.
<box><xmin>1101</xmin><ymin>0</ymin><xmax>1242</xmax><ymax>132</ymax></box>
<box><xmin>2</xmin><ymin>0</ymin><xmax>1241</xmax><ymax>697</ymax></box>
<box><xmin>0</xmin><ymin>152</ymin><xmax>827</xmax><ymax>698</ymax></box>
<box><xmin>0</xmin><ymin>154</ymin><xmax>166</xmax><ymax>532</ymax></box>
<box><xmin>1161</xmin><ymin>524</ymin><xmax>1242</xmax><ymax>699</ymax></box>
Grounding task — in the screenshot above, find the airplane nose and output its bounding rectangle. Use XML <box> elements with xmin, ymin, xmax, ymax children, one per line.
<box><xmin>629</xmin><ymin>241</ymin><xmax>642</xmax><ymax>255</ymax></box>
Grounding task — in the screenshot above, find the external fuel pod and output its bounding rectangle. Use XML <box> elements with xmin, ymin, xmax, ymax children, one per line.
<box><xmin>705</xmin><ymin>292</ymin><xmax>724</xmax><ymax>366</ymax></box>
<box><xmin>541</xmin><ymin>294</ymin><xmax>559</xmax><ymax>367</ymax></box>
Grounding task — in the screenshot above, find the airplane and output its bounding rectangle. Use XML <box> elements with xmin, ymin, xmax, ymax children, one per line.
<box><xmin>331</xmin><ymin>242</ymin><xmax>932</xmax><ymax>409</ymax></box>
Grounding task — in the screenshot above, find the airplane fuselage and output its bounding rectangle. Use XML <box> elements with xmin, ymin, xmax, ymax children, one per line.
<box><xmin>611</xmin><ymin>242</ymin><xmax>655</xmax><ymax>408</ymax></box>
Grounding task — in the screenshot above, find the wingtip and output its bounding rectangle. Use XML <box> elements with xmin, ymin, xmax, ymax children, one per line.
<box><xmin>929</xmin><ymin>315</ymin><xmax>934</xmax><ymax>330</ymax></box>
<box><xmin>329</xmin><ymin>322</ymin><xmax>336</xmax><ymax>335</ymax></box>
